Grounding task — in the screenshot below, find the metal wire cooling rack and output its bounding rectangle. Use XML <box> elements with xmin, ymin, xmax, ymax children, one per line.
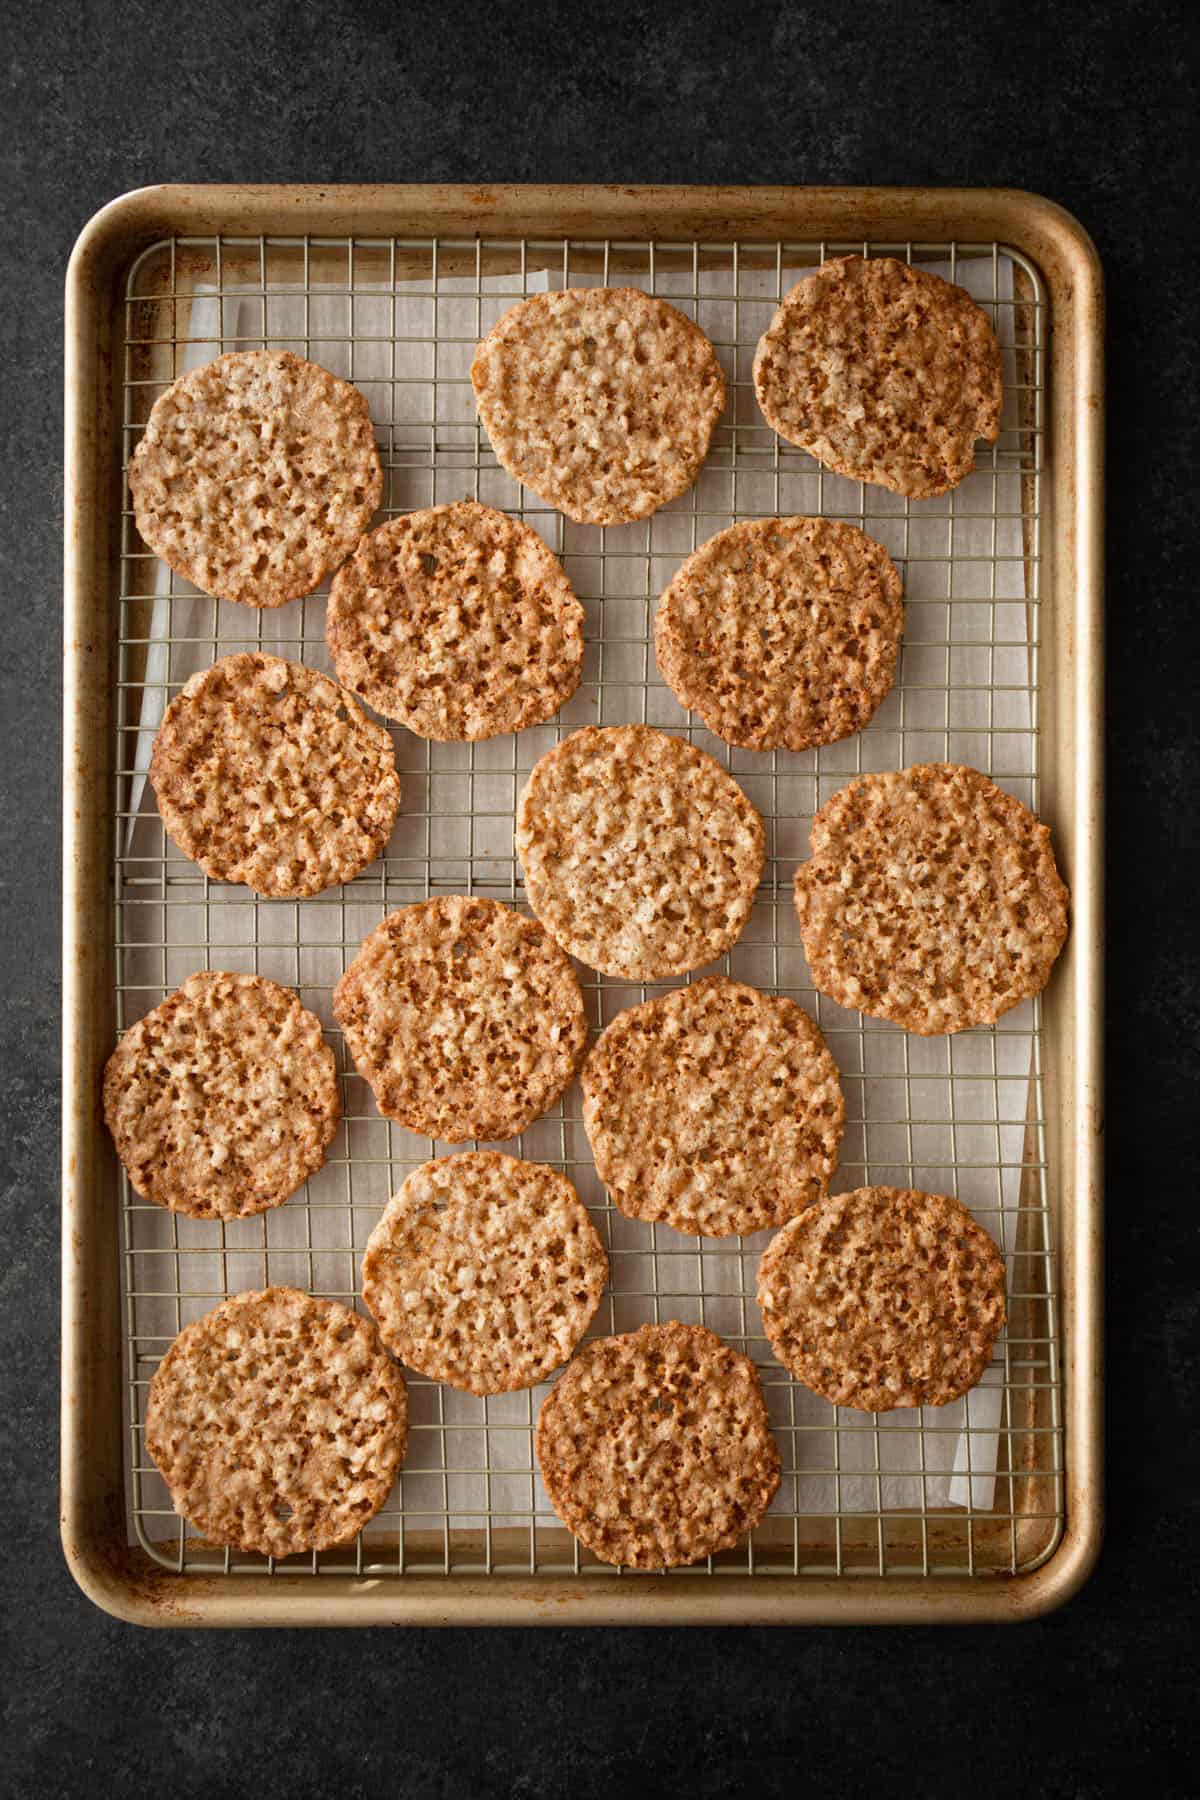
<box><xmin>115</xmin><ymin>232</ymin><xmax>1062</xmax><ymax>1582</ymax></box>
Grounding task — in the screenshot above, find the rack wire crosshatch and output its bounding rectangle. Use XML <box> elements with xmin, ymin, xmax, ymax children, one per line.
<box><xmin>115</xmin><ymin>230</ymin><xmax>1062</xmax><ymax>1586</ymax></box>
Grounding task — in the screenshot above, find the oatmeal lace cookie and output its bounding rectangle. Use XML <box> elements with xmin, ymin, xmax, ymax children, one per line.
<box><xmin>103</xmin><ymin>970</ymin><xmax>339</xmax><ymax>1221</ymax></box>
<box><xmin>582</xmin><ymin>976</ymin><xmax>843</xmax><ymax>1236</ymax></box>
<box><xmin>149</xmin><ymin>652</ymin><xmax>400</xmax><ymax>899</ymax></box>
<box><xmin>753</xmin><ymin>256</ymin><xmax>1002</xmax><ymax>498</ymax></box>
<box><xmin>536</xmin><ymin>1321</ymin><xmax>780</xmax><ymax>1568</ymax></box>
<box><xmin>333</xmin><ymin>895</ymin><xmax>587</xmax><ymax>1142</ymax></box>
<box><xmin>793</xmin><ymin>763</ymin><xmax>1069</xmax><ymax>1034</ymax></box>
<box><xmin>471</xmin><ymin>287</ymin><xmax>725</xmax><ymax>524</ymax></box>
<box><xmin>129</xmin><ymin>349</ymin><xmax>381</xmax><ymax>605</ymax></box>
<box><xmin>757</xmin><ymin>1187</ymin><xmax>1007</xmax><ymax>1411</ymax></box>
<box><xmin>515</xmin><ymin>725</ymin><xmax>764</xmax><ymax>980</ymax></box>
<box><xmin>145</xmin><ymin>1287</ymin><xmax>407</xmax><ymax>1557</ymax></box>
<box><xmin>362</xmin><ymin>1152</ymin><xmax>607</xmax><ymax>1394</ymax></box>
<box><xmin>655</xmin><ymin>515</ymin><xmax>903</xmax><ymax>750</ymax></box>
<box><xmin>327</xmin><ymin>501</ymin><xmax>583</xmax><ymax>739</ymax></box>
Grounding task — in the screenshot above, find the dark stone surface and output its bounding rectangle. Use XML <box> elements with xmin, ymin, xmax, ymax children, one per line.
<box><xmin>2</xmin><ymin>0</ymin><xmax>1198</xmax><ymax>1793</ymax></box>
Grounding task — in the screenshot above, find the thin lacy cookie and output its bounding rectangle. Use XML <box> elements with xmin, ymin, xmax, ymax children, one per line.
<box><xmin>794</xmin><ymin>763</ymin><xmax>1068</xmax><ymax>1034</ymax></box>
<box><xmin>327</xmin><ymin>501</ymin><xmax>583</xmax><ymax>739</ymax></box>
<box><xmin>471</xmin><ymin>288</ymin><xmax>725</xmax><ymax>525</ymax></box>
<box><xmin>334</xmin><ymin>895</ymin><xmax>586</xmax><ymax>1142</ymax></box>
<box><xmin>103</xmin><ymin>971</ymin><xmax>339</xmax><ymax>1221</ymax></box>
<box><xmin>129</xmin><ymin>349</ymin><xmax>382</xmax><ymax>606</ymax></box>
<box><xmin>656</xmin><ymin>515</ymin><xmax>904</xmax><ymax>751</ymax></box>
<box><xmin>753</xmin><ymin>257</ymin><xmax>1002</xmax><ymax>499</ymax></box>
<box><xmin>757</xmin><ymin>1187</ymin><xmax>1007</xmax><ymax>1411</ymax></box>
<box><xmin>582</xmin><ymin>976</ymin><xmax>844</xmax><ymax>1236</ymax></box>
<box><xmin>149</xmin><ymin>652</ymin><xmax>400</xmax><ymax>899</ymax></box>
<box><xmin>516</xmin><ymin>726</ymin><xmax>764</xmax><ymax>980</ymax></box>
<box><xmin>145</xmin><ymin>1287</ymin><xmax>407</xmax><ymax>1557</ymax></box>
<box><xmin>362</xmin><ymin>1153</ymin><xmax>607</xmax><ymax>1394</ymax></box>
<box><xmin>536</xmin><ymin>1322</ymin><xmax>781</xmax><ymax>1569</ymax></box>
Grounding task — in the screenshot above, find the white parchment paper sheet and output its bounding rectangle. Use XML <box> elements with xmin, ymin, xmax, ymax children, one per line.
<box><xmin>120</xmin><ymin>252</ymin><xmax>1033</xmax><ymax>1548</ymax></box>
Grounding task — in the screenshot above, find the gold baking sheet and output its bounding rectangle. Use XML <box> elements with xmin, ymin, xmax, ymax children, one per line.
<box><xmin>62</xmin><ymin>187</ymin><xmax>1103</xmax><ymax>1626</ymax></box>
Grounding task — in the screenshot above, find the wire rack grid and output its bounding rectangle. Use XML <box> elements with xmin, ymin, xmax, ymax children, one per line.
<box><xmin>115</xmin><ymin>230</ymin><xmax>1063</xmax><ymax>1584</ymax></box>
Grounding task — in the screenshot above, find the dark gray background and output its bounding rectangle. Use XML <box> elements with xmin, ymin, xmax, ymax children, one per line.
<box><xmin>3</xmin><ymin>1</ymin><xmax>1197</xmax><ymax>1794</ymax></box>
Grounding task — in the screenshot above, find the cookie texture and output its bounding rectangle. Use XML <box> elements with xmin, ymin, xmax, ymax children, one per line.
<box><xmin>582</xmin><ymin>976</ymin><xmax>844</xmax><ymax>1237</ymax></box>
<box><xmin>757</xmin><ymin>1187</ymin><xmax>1007</xmax><ymax>1411</ymax></box>
<box><xmin>145</xmin><ymin>1287</ymin><xmax>407</xmax><ymax>1557</ymax></box>
<box><xmin>149</xmin><ymin>652</ymin><xmax>401</xmax><ymax>898</ymax></box>
<box><xmin>536</xmin><ymin>1321</ymin><xmax>780</xmax><ymax>1568</ymax></box>
<box><xmin>516</xmin><ymin>726</ymin><xmax>764</xmax><ymax>980</ymax></box>
<box><xmin>656</xmin><ymin>516</ymin><xmax>904</xmax><ymax>751</ymax></box>
<box><xmin>129</xmin><ymin>349</ymin><xmax>382</xmax><ymax>606</ymax></box>
<box><xmin>794</xmin><ymin>763</ymin><xmax>1068</xmax><ymax>1034</ymax></box>
<box><xmin>327</xmin><ymin>501</ymin><xmax>584</xmax><ymax>739</ymax></box>
<box><xmin>471</xmin><ymin>288</ymin><xmax>726</xmax><ymax>525</ymax></box>
<box><xmin>362</xmin><ymin>1152</ymin><xmax>608</xmax><ymax>1394</ymax></box>
<box><xmin>333</xmin><ymin>895</ymin><xmax>587</xmax><ymax>1142</ymax></box>
<box><xmin>753</xmin><ymin>257</ymin><xmax>1002</xmax><ymax>498</ymax></box>
<box><xmin>103</xmin><ymin>971</ymin><xmax>339</xmax><ymax>1222</ymax></box>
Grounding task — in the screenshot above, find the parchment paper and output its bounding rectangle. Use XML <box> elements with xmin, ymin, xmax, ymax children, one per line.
<box><xmin>121</xmin><ymin>251</ymin><xmax>1033</xmax><ymax>1547</ymax></box>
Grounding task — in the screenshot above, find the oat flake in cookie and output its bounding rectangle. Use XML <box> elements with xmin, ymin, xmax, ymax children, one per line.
<box><xmin>794</xmin><ymin>763</ymin><xmax>1069</xmax><ymax>1035</ymax></box>
<box><xmin>753</xmin><ymin>256</ymin><xmax>1002</xmax><ymax>499</ymax></box>
<box><xmin>362</xmin><ymin>1152</ymin><xmax>608</xmax><ymax>1395</ymax></box>
<box><xmin>536</xmin><ymin>1321</ymin><xmax>780</xmax><ymax>1569</ymax></box>
<box><xmin>149</xmin><ymin>652</ymin><xmax>400</xmax><ymax>899</ymax></box>
<box><xmin>333</xmin><ymin>895</ymin><xmax>587</xmax><ymax>1143</ymax></box>
<box><xmin>655</xmin><ymin>516</ymin><xmax>904</xmax><ymax>751</ymax></box>
<box><xmin>582</xmin><ymin>976</ymin><xmax>844</xmax><ymax>1237</ymax></box>
<box><xmin>757</xmin><ymin>1187</ymin><xmax>1007</xmax><ymax>1411</ymax></box>
<box><xmin>327</xmin><ymin>500</ymin><xmax>583</xmax><ymax>739</ymax></box>
<box><xmin>515</xmin><ymin>725</ymin><xmax>765</xmax><ymax>981</ymax></box>
<box><xmin>145</xmin><ymin>1287</ymin><xmax>407</xmax><ymax>1558</ymax></box>
<box><xmin>103</xmin><ymin>971</ymin><xmax>340</xmax><ymax>1222</ymax></box>
<box><xmin>471</xmin><ymin>288</ymin><xmax>726</xmax><ymax>525</ymax></box>
<box><xmin>129</xmin><ymin>349</ymin><xmax>382</xmax><ymax>606</ymax></box>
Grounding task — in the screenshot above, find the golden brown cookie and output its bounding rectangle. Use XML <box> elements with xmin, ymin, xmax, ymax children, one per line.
<box><xmin>582</xmin><ymin>976</ymin><xmax>844</xmax><ymax>1237</ymax></box>
<box><xmin>757</xmin><ymin>1187</ymin><xmax>1007</xmax><ymax>1411</ymax></box>
<box><xmin>129</xmin><ymin>349</ymin><xmax>382</xmax><ymax>606</ymax></box>
<box><xmin>362</xmin><ymin>1152</ymin><xmax>608</xmax><ymax>1394</ymax></box>
<box><xmin>333</xmin><ymin>895</ymin><xmax>587</xmax><ymax>1142</ymax></box>
<box><xmin>144</xmin><ymin>1287</ymin><xmax>407</xmax><ymax>1557</ymax></box>
<box><xmin>103</xmin><ymin>971</ymin><xmax>340</xmax><ymax>1222</ymax></box>
<box><xmin>515</xmin><ymin>725</ymin><xmax>764</xmax><ymax>980</ymax></box>
<box><xmin>327</xmin><ymin>501</ymin><xmax>584</xmax><ymax>739</ymax></box>
<box><xmin>753</xmin><ymin>257</ymin><xmax>1002</xmax><ymax>498</ymax></box>
<box><xmin>471</xmin><ymin>287</ymin><xmax>726</xmax><ymax>525</ymax></box>
<box><xmin>149</xmin><ymin>652</ymin><xmax>401</xmax><ymax>899</ymax></box>
<box><xmin>655</xmin><ymin>516</ymin><xmax>904</xmax><ymax>751</ymax></box>
<box><xmin>794</xmin><ymin>763</ymin><xmax>1069</xmax><ymax>1034</ymax></box>
<box><xmin>536</xmin><ymin>1321</ymin><xmax>781</xmax><ymax>1568</ymax></box>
